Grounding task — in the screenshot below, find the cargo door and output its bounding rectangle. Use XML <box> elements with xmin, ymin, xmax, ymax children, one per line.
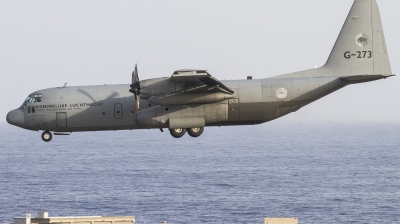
<box><xmin>56</xmin><ymin>112</ymin><xmax>67</xmax><ymax>127</ymax></box>
<box><xmin>114</xmin><ymin>103</ymin><xmax>123</xmax><ymax>119</ymax></box>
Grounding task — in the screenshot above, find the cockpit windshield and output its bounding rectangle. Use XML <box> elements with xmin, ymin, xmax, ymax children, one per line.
<box><xmin>25</xmin><ymin>93</ymin><xmax>42</xmax><ymax>103</ymax></box>
<box><xmin>20</xmin><ymin>93</ymin><xmax>42</xmax><ymax>109</ymax></box>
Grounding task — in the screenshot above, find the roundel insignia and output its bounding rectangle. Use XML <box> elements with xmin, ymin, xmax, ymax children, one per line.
<box><xmin>355</xmin><ymin>33</ymin><xmax>368</xmax><ymax>47</ymax></box>
<box><xmin>276</xmin><ymin>88</ymin><xmax>287</xmax><ymax>99</ymax></box>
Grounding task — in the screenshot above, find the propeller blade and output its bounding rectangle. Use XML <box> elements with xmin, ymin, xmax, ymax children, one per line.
<box><xmin>136</xmin><ymin>96</ymin><xmax>140</xmax><ymax>110</ymax></box>
<box><xmin>134</xmin><ymin>64</ymin><xmax>139</xmax><ymax>83</ymax></box>
<box><xmin>129</xmin><ymin>63</ymin><xmax>141</xmax><ymax>112</ymax></box>
<box><xmin>131</xmin><ymin>63</ymin><xmax>139</xmax><ymax>84</ymax></box>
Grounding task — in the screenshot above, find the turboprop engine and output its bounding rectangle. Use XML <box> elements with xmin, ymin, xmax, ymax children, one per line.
<box><xmin>139</xmin><ymin>77</ymin><xmax>177</xmax><ymax>99</ymax></box>
<box><xmin>132</xmin><ymin>68</ymin><xmax>235</xmax><ymax>132</ymax></box>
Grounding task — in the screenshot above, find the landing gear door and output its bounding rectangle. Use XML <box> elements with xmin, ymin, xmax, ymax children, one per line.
<box><xmin>205</xmin><ymin>103</ymin><xmax>227</xmax><ymax>124</ymax></box>
<box><xmin>228</xmin><ymin>98</ymin><xmax>240</xmax><ymax>121</ymax></box>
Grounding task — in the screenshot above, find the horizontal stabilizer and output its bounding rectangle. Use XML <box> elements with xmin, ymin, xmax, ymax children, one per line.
<box><xmin>340</xmin><ymin>74</ymin><xmax>395</xmax><ymax>84</ymax></box>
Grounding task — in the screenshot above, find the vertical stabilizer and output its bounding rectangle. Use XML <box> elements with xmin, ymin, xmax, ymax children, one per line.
<box><xmin>323</xmin><ymin>0</ymin><xmax>392</xmax><ymax>76</ymax></box>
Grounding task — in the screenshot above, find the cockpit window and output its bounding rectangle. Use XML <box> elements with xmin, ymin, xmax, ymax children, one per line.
<box><xmin>20</xmin><ymin>93</ymin><xmax>42</xmax><ymax>109</ymax></box>
<box><xmin>25</xmin><ymin>93</ymin><xmax>42</xmax><ymax>103</ymax></box>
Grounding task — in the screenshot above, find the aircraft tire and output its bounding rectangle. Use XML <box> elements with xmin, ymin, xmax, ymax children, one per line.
<box><xmin>188</xmin><ymin>127</ymin><xmax>204</xmax><ymax>137</ymax></box>
<box><xmin>169</xmin><ymin>128</ymin><xmax>186</xmax><ymax>138</ymax></box>
<box><xmin>41</xmin><ymin>131</ymin><xmax>52</xmax><ymax>142</ymax></box>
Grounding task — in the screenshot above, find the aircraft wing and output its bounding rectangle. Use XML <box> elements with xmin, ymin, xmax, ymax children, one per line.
<box><xmin>170</xmin><ymin>69</ymin><xmax>234</xmax><ymax>94</ymax></box>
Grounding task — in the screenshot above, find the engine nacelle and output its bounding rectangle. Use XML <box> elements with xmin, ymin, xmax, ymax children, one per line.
<box><xmin>139</xmin><ymin>78</ymin><xmax>182</xmax><ymax>99</ymax></box>
<box><xmin>148</xmin><ymin>92</ymin><xmax>234</xmax><ymax>106</ymax></box>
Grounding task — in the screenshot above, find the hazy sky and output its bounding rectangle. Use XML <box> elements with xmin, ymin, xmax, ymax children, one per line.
<box><xmin>1</xmin><ymin>0</ymin><xmax>399</xmax><ymax>123</ymax></box>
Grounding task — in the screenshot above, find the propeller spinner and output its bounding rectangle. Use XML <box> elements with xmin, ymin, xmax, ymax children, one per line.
<box><xmin>129</xmin><ymin>64</ymin><xmax>141</xmax><ymax>111</ymax></box>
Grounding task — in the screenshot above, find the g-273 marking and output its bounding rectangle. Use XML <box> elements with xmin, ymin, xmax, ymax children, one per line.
<box><xmin>344</xmin><ymin>51</ymin><xmax>372</xmax><ymax>59</ymax></box>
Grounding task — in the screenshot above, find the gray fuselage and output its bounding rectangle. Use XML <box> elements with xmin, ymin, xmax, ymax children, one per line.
<box><xmin>15</xmin><ymin>75</ymin><xmax>344</xmax><ymax>132</ymax></box>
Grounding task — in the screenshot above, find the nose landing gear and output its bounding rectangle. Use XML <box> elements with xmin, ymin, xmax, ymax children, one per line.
<box><xmin>41</xmin><ymin>131</ymin><xmax>52</xmax><ymax>142</ymax></box>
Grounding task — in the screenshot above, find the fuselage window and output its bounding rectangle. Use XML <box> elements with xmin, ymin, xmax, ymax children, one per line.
<box><xmin>28</xmin><ymin>106</ymin><xmax>35</xmax><ymax>113</ymax></box>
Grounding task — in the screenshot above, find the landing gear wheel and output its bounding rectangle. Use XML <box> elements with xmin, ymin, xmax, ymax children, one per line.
<box><xmin>41</xmin><ymin>131</ymin><xmax>52</xmax><ymax>142</ymax></box>
<box><xmin>188</xmin><ymin>127</ymin><xmax>204</xmax><ymax>137</ymax></box>
<box><xmin>169</xmin><ymin>128</ymin><xmax>186</xmax><ymax>138</ymax></box>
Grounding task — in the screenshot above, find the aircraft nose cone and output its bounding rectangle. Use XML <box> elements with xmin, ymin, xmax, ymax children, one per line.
<box><xmin>6</xmin><ymin>109</ymin><xmax>25</xmax><ymax>127</ymax></box>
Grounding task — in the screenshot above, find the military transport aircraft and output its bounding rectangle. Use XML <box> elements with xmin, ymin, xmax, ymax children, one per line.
<box><xmin>6</xmin><ymin>0</ymin><xmax>394</xmax><ymax>142</ymax></box>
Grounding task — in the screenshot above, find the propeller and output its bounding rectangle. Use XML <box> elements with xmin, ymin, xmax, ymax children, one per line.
<box><xmin>129</xmin><ymin>64</ymin><xmax>141</xmax><ymax>111</ymax></box>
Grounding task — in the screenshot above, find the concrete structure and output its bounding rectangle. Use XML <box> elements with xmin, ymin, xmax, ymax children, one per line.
<box><xmin>14</xmin><ymin>213</ymin><xmax>297</xmax><ymax>224</ymax></box>
<box><xmin>264</xmin><ymin>218</ymin><xmax>298</xmax><ymax>224</ymax></box>
<box><xmin>36</xmin><ymin>213</ymin><xmax>48</xmax><ymax>219</ymax></box>
<box><xmin>14</xmin><ymin>213</ymin><xmax>135</xmax><ymax>224</ymax></box>
<box><xmin>14</xmin><ymin>213</ymin><xmax>31</xmax><ymax>224</ymax></box>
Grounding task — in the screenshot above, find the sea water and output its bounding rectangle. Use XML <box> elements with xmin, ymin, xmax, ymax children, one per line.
<box><xmin>0</xmin><ymin>121</ymin><xmax>399</xmax><ymax>224</ymax></box>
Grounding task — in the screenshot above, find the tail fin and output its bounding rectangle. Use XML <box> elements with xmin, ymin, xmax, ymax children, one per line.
<box><xmin>323</xmin><ymin>0</ymin><xmax>392</xmax><ymax>76</ymax></box>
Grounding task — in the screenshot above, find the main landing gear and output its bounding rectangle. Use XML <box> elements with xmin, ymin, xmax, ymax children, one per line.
<box><xmin>188</xmin><ymin>127</ymin><xmax>204</xmax><ymax>137</ymax></box>
<box><xmin>169</xmin><ymin>127</ymin><xmax>204</xmax><ymax>138</ymax></box>
<box><xmin>41</xmin><ymin>131</ymin><xmax>52</xmax><ymax>142</ymax></box>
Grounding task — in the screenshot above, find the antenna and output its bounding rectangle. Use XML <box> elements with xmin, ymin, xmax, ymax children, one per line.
<box><xmin>25</xmin><ymin>198</ymin><xmax>28</xmax><ymax>214</ymax></box>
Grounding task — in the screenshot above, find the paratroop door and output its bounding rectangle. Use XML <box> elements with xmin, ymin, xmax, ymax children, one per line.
<box><xmin>56</xmin><ymin>112</ymin><xmax>67</xmax><ymax>127</ymax></box>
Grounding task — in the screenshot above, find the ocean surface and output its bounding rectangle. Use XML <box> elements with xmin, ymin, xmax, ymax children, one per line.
<box><xmin>0</xmin><ymin>121</ymin><xmax>399</xmax><ymax>224</ymax></box>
